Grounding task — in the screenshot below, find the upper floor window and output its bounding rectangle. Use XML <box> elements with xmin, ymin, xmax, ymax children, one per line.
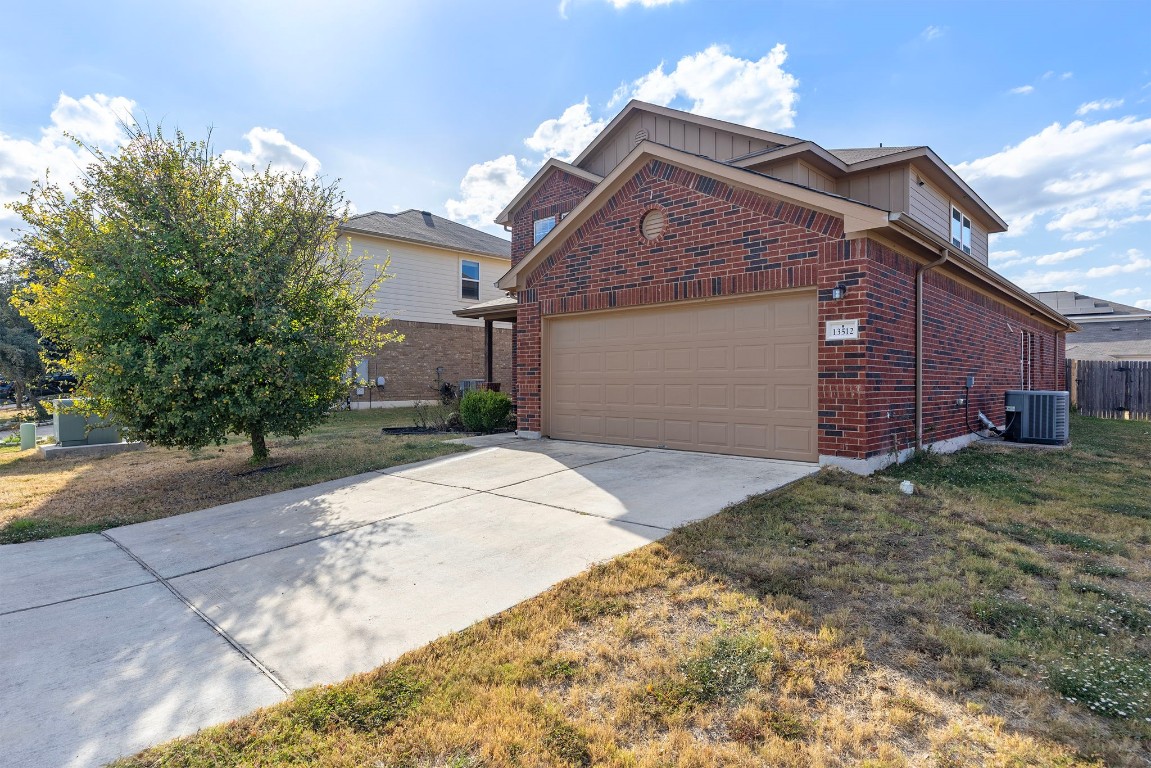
<box><xmin>533</xmin><ymin>216</ymin><xmax>557</xmax><ymax>245</ymax></box>
<box><xmin>461</xmin><ymin>259</ymin><xmax>480</xmax><ymax>300</ymax></box>
<box><xmin>951</xmin><ymin>206</ymin><xmax>972</xmax><ymax>254</ymax></box>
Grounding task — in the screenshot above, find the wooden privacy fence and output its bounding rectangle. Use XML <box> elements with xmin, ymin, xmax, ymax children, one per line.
<box><xmin>1067</xmin><ymin>359</ymin><xmax>1151</xmax><ymax>421</ymax></box>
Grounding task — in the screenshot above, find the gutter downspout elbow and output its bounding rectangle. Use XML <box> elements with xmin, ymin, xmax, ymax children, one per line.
<box><xmin>916</xmin><ymin>247</ymin><xmax>949</xmax><ymax>450</ymax></box>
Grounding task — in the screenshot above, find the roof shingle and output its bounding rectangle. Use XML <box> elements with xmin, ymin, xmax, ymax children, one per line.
<box><xmin>342</xmin><ymin>209</ymin><xmax>511</xmax><ymax>259</ymax></box>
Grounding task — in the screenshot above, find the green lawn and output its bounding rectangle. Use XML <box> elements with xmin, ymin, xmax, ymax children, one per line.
<box><xmin>0</xmin><ymin>407</ymin><xmax>467</xmax><ymax>544</ymax></box>
<box><xmin>113</xmin><ymin>414</ymin><xmax>1151</xmax><ymax>768</ymax></box>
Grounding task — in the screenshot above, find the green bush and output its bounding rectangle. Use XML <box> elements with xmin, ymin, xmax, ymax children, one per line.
<box><xmin>459</xmin><ymin>390</ymin><xmax>513</xmax><ymax>433</ymax></box>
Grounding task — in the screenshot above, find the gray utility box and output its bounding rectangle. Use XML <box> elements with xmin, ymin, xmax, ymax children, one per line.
<box><xmin>1004</xmin><ymin>390</ymin><xmax>1070</xmax><ymax>445</ymax></box>
<box><xmin>53</xmin><ymin>399</ymin><xmax>120</xmax><ymax>447</ymax></box>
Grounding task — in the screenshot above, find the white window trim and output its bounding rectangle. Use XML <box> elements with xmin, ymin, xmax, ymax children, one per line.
<box><xmin>950</xmin><ymin>205</ymin><xmax>972</xmax><ymax>255</ymax></box>
<box><xmin>460</xmin><ymin>258</ymin><xmax>480</xmax><ymax>301</ymax></box>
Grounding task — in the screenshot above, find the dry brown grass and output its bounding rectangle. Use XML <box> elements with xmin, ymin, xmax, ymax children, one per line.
<box><xmin>0</xmin><ymin>408</ymin><xmax>467</xmax><ymax>543</ymax></box>
<box><xmin>113</xmin><ymin>415</ymin><xmax>1151</xmax><ymax>768</ymax></box>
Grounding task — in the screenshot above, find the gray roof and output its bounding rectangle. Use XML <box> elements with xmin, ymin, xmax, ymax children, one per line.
<box><xmin>342</xmin><ymin>209</ymin><xmax>511</xmax><ymax>259</ymax></box>
<box><xmin>828</xmin><ymin>146</ymin><xmax>923</xmax><ymax>164</ymax></box>
<box><xmin>1066</xmin><ymin>339</ymin><xmax>1151</xmax><ymax>360</ymax></box>
<box><xmin>1032</xmin><ymin>290</ymin><xmax>1151</xmax><ymax>319</ymax></box>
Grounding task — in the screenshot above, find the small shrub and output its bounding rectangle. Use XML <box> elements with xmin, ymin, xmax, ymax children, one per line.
<box><xmin>459</xmin><ymin>390</ymin><xmax>513</xmax><ymax>433</ymax></box>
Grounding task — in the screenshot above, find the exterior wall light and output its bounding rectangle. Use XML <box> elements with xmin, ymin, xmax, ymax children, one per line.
<box><xmin>831</xmin><ymin>284</ymin><xmax>848</xmax><ymax>300</ymax></box>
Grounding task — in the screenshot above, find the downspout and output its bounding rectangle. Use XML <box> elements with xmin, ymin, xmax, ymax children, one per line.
<box><xmin>916</xmin><ymin>247</ymin><xmax>949</xmax><ymax>450</ymax></box>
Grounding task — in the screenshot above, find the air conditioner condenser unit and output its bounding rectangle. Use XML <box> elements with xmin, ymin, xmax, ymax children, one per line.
<box><xmin>1004</xmin><ymin>390</ymin><xmax>1069</xmax><ymax>445</ymax></box>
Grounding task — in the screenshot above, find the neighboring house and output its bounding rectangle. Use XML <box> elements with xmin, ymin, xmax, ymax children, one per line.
<box><xmin>339</xmin><ymin>210</ymin><xmax>513</xmax><ymax>406</ymax></box>
<box><xmin>461</xmin><ymin>100</ymin><xmax>1075</xmax><ymax>473</ymax></box>
<box><xmin>1032</xmin><ymin>291</ymin><xmax>1151</xmax><ymax>361</ymax></box>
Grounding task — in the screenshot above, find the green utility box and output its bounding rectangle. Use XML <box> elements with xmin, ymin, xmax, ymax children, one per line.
<box><xmin>53</xmin><ymin>399</ymin><xmax>120</xmax><ymax>447</ymax></box>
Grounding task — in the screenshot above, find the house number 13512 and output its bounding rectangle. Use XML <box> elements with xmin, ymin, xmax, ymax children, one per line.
<box><xmin>825</xmin><ymin>319</ymin><xmax>859</xmax><ymax>341</ymax></box>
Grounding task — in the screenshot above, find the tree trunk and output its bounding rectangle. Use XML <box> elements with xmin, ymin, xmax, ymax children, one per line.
<box><xmin>249</xmin><ymin>427</ymin><xmax>269</xmax><ymax>463</ymax></box>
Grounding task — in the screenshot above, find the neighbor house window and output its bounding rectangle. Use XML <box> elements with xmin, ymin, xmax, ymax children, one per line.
<box><xmin>533</xmin><ymin>216</ymin><xmax>556</xmax><ymax>245</ymax></box>
<box><xmin>951</xmin><ymin>206</ymin><xmax>972</xmax><ymax>254</ymax></box>
<box><xmin>461</xmin><ymin>259</ymin><xmax>480</xmax><ymax>300</ymax></box>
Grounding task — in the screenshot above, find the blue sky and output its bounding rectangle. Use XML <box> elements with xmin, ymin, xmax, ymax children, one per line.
<box><xmin>2</xmin><ymin>0</ymin><xmax>1150</xmax><ymax>308</ymax></box>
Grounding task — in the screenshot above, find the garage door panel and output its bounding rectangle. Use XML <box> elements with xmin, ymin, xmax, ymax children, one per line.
<box><xmin>698</xmin><ymin>385</ymin><xmax>729</xmax><ymax>408</ymax></box>
<box><xmin>546</xmin><ymin>293</ymin><xmax>817</xmax><ymax>461</ymax></box>
<box><xmin>774</xmin><ymin>342</ymin><xmax>814</xmax><ymax>370</ymax></box>
<box><xmin>664</xmin><ymin>384</ymin><xmax>693</xmax><ymax>407</ymax></box>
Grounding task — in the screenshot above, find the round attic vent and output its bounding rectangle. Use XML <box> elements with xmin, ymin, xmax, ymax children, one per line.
<box><xmin>640</xmin><ymin>208</ymin><xmax>665</xmax><ymax>240</ymax></box>
<box><xmin>634</xmin><ymin>129</ymin><xmax>649</xmax><ymax>145</ymax></box>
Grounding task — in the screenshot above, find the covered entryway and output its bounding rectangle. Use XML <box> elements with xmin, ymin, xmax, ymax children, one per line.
<box><xmin>544</xmin><ymin>291</ymin><xmax>819</xmax><ymax>461</ymax></box>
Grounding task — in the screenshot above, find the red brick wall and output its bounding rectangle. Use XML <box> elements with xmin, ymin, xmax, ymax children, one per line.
<box><xmin>350</xmin><ymin>319</ymin><xmax>513</xmax><ymax>404</ymax></box>
<box><xmin>512</xmin><ymin>157</ymin><xmax>1066</xmax><ymax>459</ymax></box>
<box><xmin>511</xmin><ymin>169</ymin><xmax>596</xmax><ymax>267</ymax></box>
<box><xmin>844</xmin><ymin>240</ymin><xmax>1063</xmax><ymax>458</ymax></box>
<box><xmin>514</xmin><ymin>158</ymin><xmax>842</xmax><ymax>434</ymax></box>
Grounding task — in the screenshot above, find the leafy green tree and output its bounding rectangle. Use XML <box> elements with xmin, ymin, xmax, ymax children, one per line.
<box><xmin>0</xmin><ymin>265</ymin><xmax>45</xmax><ymax>407</ymax></box>
<box><xmin>8</xmin><ymin>126</ymin><xmax>393</xmax><ymax>460</ymax></box>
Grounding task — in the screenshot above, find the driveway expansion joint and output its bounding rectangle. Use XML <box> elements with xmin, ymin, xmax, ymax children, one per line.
<box><xmin>100</xmin><ymin>532</ymin><xmax>293</xmax><ymax>696</ymax></box>
<box><xmin>0</xmin><ymin>580</ymin><xmax>155</xmax><ymax>617</ymax></box>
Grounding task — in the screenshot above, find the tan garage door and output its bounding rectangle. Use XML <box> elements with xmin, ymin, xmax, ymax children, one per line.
<box><xmin>545</xmin><ymin>291</ymin><xmax>818</xmax><ymax>461</ymax></box>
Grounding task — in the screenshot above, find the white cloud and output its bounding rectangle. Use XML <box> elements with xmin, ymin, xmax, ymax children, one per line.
<box><xmin>1084</xmin><ymin>248</ymin><xmax>1150</xmax><ymax>277</ymax></box>
<box><xmin>0</xmin><ymin>93</ymin><xmax>135</xmax><ymax>205</ymax></box>
<box><xmin>616</xmin><ymin>43</ymin><xmax>799</xmax><ymax>130</ymax></box>
<box><xmin>954</xmin><ymin>117</ymin><xmax>1151</xmax><ymax>243</ymax></box>
<box><xmin>1009</xmin><ymin>85</ymin><xmax>1035</xmax><ymax>95</ymax></box>
<box><xmin>559</xmin><ymin>0</ymin><xmax>682</xmax><ymax>18</ymax></box>
<box><xmin>1035</xmin><ymin>246</ymin><xmax>1092</xmax><ymax>265</ymax></box>
<box><xmin>921</xmin><ymin>25</ymin><xmax>944</xmax><ymax>41</ymax></box>
<box><xmin>523</xmin><ymin>99</ymin><xmax>606</xmax><ymax>162</ymax></box>
<box><xmin>444</xmin><ymin>154</ymin><xmax>528</xmax><ymax>232</ymax></box>
<box><xmin>0</xmin><ymin>93</ymin><xmax>137</xmax><ymax>241</ymax></box>
<box><xmin>1061</xmin><ymin>72</ymin><xmax>1074</xmax><ymax>80</ymax></box>
<box><xmin>990</xmin><ymin>246</ymin><xmax>1091</xmax><ymax>269</ymax></box>
<box><xmin>1076</xmin><ymin>98</ymin><xmax>1124</xmax><ymax>116</ymax></box>
<box><xmin>1111</xmin><ymin>286</ymin><xmax>1143</xmax><ymax>297</ymax></box>
<box><xmin>1005</xmin><ymin>249</ymin><xmax>1150</xmax><ymax>292</ymax></box>
<box><xmin>1136</xmin><ymin>299</ymin><xmax>1151</xmax><ymax>309</ymax></box>
<box><xmin>221</xmin><ymin>127</ymin><xmax>320</xmax><ymax>175</ymax></box>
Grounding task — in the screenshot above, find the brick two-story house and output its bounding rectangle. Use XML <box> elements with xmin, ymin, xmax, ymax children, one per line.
<box><xmin>465</xmin><ymin>101</ymin><xmax>1074</xmax><ymax>472</ymax></box>
<box><xmin>340</xmin><ymin>210</ymin><xmax>513</xmax><ymax>406</ymax></box>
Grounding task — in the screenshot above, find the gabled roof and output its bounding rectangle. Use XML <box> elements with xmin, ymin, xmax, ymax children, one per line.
<box><xmin>494</xmin><ymin>159</ymin><xmax>602</xmax><ymax>226</ymax></box>
<box><xmin>569</xmin><ymin>99</ymin><xmax>803</xmax><ymax>170</ymax></box>
<box><xmin>341</xmin><ymin>209</ymin><xmax>511</xmax><ymax>259</ymax></box>
<box><xmin>828</xmin><ymin>146</ymin><xmax>922</xmax><ymax>164</ymax></box>
<box><xmin>497</xmin><ymin>140</ymin><xmax>890</xmax><ymax>292</ymax></box>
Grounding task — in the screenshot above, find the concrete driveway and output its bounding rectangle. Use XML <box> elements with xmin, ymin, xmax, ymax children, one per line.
<box><xmin>0</xmin><ymin>436</ymin><xmax>817</xmax><ymax>768</ymax></box>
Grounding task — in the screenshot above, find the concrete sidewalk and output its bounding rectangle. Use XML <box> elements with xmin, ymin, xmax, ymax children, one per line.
<box><xmin>0</xmin><ymin>436</ymin><xmax>818</xmax><ymax>768</ymax></box>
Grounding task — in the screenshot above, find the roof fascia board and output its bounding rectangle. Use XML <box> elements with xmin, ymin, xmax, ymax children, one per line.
<box><xmin>498</xmin><ymin>141</ymin><xmax>889</xmax><ymax>291</ymax></box>
<box><xmin>569</xmin><ymin>99</ymin><xmax>802</xmax><ymax>170</ymax></box>
<box><xmin>853</xmin><ymin>148</ymin><xmax>1007</xmax><ymax>232</ymax></box>
<box><xmin>493</xmin><ymin>159</ymin><xmax>602</xmax><ymax>226</ymax></box>
<box><xmin>887</xmin><ymin>213</ymin><xmax>1077</xmax><ymax>331</ymax></box>
<box><xmin>338</xmin><ymin>226</ymin><xmax>511</xmax><ymax>261</ymax></box>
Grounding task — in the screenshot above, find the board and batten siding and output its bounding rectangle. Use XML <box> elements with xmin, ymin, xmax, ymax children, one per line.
<box><xmin>752</xmin><ymin>159</ymin><xmax>838</xmax><ymax>195</ymax></box>
<box><xmin>907</xmin><ymin>166</ymin><xmax>989</xmax><ymax>265</ymax></box>
<box><xmin>580</xmin><ymin>112</ymin><xmax>782</xmax><ymax>177</ymax></box>
<box><xmin>342</xmin><ymin>234</ymin><xmax>512</xmax><ymax>327</ymax></box>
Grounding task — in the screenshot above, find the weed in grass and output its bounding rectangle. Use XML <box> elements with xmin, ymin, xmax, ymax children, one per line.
<box><xmin>1047</xmin><ymin>649</ymin><xmax>1151</xmax><ymax>720</ymax></box>
<box><xmin>541</xmin><ymin>718</ymin><xmax>592</xmax><ymax>767</ymax></box>
<box><xmin>291</xmin><ymin>669</ymin><xmax>422</xmax><ymax>733</ymax></box>
<box><xmin>639</xmin><ymin>633</ymin><xmax>772</xmax><ymax>715</ymax></box>
<box><xmin>1079</xmin><ymin>561</ymin><xmax>1129</xmax><ymax>579</ymax></box>
<box><xmin>1100</xmin><ymin>501</ymin><xmax>1151</xmax><ymax>520</ymax></box>
<box><xmin>1070</xmin><ymin>582</ymin><xmax>1151</xmax><ymax>632</ymax></box>
<box><xmin>562</xmin><ymin>596</ymin><xmax>633</xmax><ymax>622</ymax></box>
<box><xmin>969</xmin><ymin>597</ymin><xmax>1047</xmax><ymax>639</ymax></box>
<box><xmin>763</xmin><ymin>709</ymin><xmax>809</xmax><ymax>740</ymax></box>
<box><xmin>1014</xmin><ymin>557</ymin><xmax>1057</xmax><ymax>579</ymax></box>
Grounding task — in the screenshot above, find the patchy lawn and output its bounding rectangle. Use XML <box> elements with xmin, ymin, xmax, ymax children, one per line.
<box><xmin>115</xmin><ymin>414</ymin><xmax>1151</xmax><ymax>767</ymax></box>
<box><xmin>0</xmin><ymin>407</ymin><xmax>468</xmax><ymax>544</ymax></box>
